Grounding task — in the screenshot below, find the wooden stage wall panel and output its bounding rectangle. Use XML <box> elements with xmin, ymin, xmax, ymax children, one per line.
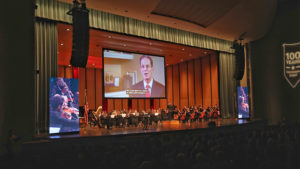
<box><xmin>86</xmin><ymin>68</ymin><xmax>96</xmax><ymax>110</ymax></box>
<box><xmin>145</xmin><ymin>99</ymin><xmax>150</xmax><ymax>110</ymax></box>
<box><xmin>172</xmin><ymin>64</ymin><xmax>180</xmax><ymax>107</ymax></box>
<box><xmin>79</xmin><ymin>68</ymin><xmax>86</xmax><ymax>107</ymax></box>
<box><xmin>154</xmin><ymin>99</ymin><xmax>160</xmax><ymax>109</ymax></box>
<box><xmin>160</xmin><ymin>99</ymin><xmax>167</xmax><ymax>109</ymax></box>
<box><xmin>194</xmin><ymin>59</ymin><xmax>203</xmax><ymax>106</ymax></box>
<box><xmin>138</xmin><ymin>99</ymin><xmax>145</xmax><ymax>111</ymax></box>
<box><xmin>122</xmin><ymin>99</ymin><xmax>128</xmax><ymax>110</ymax></box>
<box><xmin>132</xmin><ymin>99</ymin><xmax>138</xmax><ymax>111</ymax></box>
<box><xmin>65</xmin><ymin>67</ymin><xmax>73</xmax><ymax>78</ymax></box>
<box><xmin>166</xmin><ymin>66</ymin><xmax>173</xmax><ymax>105</ymax></box>
<box><xmin>179</xmin><ymin>62</ymin><xmax>188</xmax><ymax>109</ymax></box>
<box><xmin>95</xmin><ymin>69</ymin><xmax>102</xmax><ymax>109</ymax></box>
<box><xmin>202</xmin><ymin>56</ymin><xmax>212</xmax><ymax>108</ymax></box>
<box><xmin>188</xmin><ymin>60</ymin><xmax>195</xmax><ymax>107</ymax></box>
<box><xmin>211</xmin><ymin>54</ymin><xmax>219</xmax><ymax>106</ymax></box>
<box><xmin>107</xmin><ymin>99</ymin><xmax>114</xmax><ymax>112</ymax></box>
<box><xmin>57</xmin><ymin>53</ymin><xmax>219</xmax><ymax>111</ymax></box>
<box><xmin>58</xmin><ymin>66</ymin><xmax>65</xmax><ymax>77</ymax></box>
<box><xmin>115</xmin><ymin>99</ymin><xmax>122</xmax><ymax>111</ymax></box>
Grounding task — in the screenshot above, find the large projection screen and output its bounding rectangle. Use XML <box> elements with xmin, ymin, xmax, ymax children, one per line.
<box><xmin>103</xmin><ymin>49</ymin><xmax>166</xmax><ymax>99</ymax></box>
<box><xmin>49</xmin><ymin>77</ymin><xmax>79</xmax><ymax>134</ymax></box>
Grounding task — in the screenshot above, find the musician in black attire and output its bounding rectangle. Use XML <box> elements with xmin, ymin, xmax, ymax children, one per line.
<box><xmin>204</xmin><ymin>107</ymin><xmax>211</xmax><ymax>121</ymax></box>
<box><xmin>121</xmin><ymin>110</ymin><xmax>127</xmax><ymax>127</ymax></box>
<box><xmin>142</xmin><ymin>111</ymin><xmax>150</xmax><ymax>130</ymax></box>
<box><xmin>49</xmin><ymin>94</ymin><xmax>78</xmax><ymax>133</ymax></box>
<box><xmin>160</xmin><ymin>109</ymin><xmax>166</xmax><ymax>121</ymax></box>
<box><xmin>50</xmin><ymin>78</ymin><xmax>74</xmax><ymax>108</ymax></box>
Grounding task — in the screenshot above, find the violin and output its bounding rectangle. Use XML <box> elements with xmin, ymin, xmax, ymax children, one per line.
<box><xmin>180</xmin><ymin>112</ymin><xmax>186</xmax><ymax>121</ymax></box>
<box><xmin>191</xmin><ymin>111</ymin><xmax>196</xmax><ymax>119</ymax></box>
<box><xmin>62</xmin><ymin>107</ymin><xmax>79</xmax><ymax>120</ymax></box>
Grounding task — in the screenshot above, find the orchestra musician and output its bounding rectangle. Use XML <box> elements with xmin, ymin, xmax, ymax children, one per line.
<box><xmin>79</xmin><ymin>104</ymin><xmax>222</xmax><ymax>130</ymax></box>
<box><xmin>49</xmin><ymin>94</ymin><xmax>79</xmax><ymax>133</ymax></box>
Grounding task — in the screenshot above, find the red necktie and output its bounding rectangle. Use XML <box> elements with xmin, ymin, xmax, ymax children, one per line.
<box><xmin>145</xmin><ymin>84</ymin><xmax>150</xmax><ymax>97</ymax></box>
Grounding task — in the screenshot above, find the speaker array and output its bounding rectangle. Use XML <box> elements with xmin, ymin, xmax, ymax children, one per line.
<box><xmin>70</xmin><ymin>4</ymin><xmax>89</xmax><ymax>67</ymax></box>
<box><xmin>233</xmin><ymin>43</ymin><xmax>245</xmax><ymax>80</ymax></box>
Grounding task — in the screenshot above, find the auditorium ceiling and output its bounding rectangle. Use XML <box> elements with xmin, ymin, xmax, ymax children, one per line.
<box><xmin>59</xmin><ymin>0</ymin><xmax>277</xmax><ymax>42</ymax></box>
<box><xmin>57</xmin><ymin>23</ymin><xmax>214</xmax><ymax>68</ymax></box>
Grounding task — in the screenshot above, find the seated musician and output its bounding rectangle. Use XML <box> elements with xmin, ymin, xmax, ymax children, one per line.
<box><xmin>204</xmin><ymin>107</ymin><xmax>211</xmax><ymax>120</ymax></box>
<box><xmin>142</xmin><ymin>110</ymin><xmax>149</xmax><ymax>129</ymax></box>
<box><xmin>190</xmin><ymin>108</ymin><xmax>196</xmax><ymax>122</ymax></box>
<box><xmin>115</xmin><ymin>111</ymin><xmax>122</xmax><ymax>128</ymax></box>
<box><xmin>95</xmin><ymin>106</ymin><xmax>102</xmax><ymax>117</ymax></box>
<box><xmin>121</xmin><ymin>110</ymin><xmax>127</xmax><ymax>127</ymax></box>
<box><xmin>100</xmin><ymin>111</ymin><xmax>108</xmax><ymax>128</ymax></box>
<box><xmin>49</xmin><ymin>94</ymin><xmax>79</xmax><ymax>133</ymax></box>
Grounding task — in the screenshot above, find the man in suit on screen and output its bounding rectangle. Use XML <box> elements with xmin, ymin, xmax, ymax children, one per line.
<box><xmin>129</xmin><ymin>55</ymin><xmax>165</xmax><ymax>97</ymax></box>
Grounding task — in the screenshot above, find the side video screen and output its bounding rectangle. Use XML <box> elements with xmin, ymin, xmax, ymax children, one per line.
<box><xmin>49</xmin><ymin>77</ymin><xmax>79</xmax><ymax>134</ymax></box>
<box><xmin>237</xmin><ymin>86</ymin><xmax>250</xmax><ymax>119</ymax></box>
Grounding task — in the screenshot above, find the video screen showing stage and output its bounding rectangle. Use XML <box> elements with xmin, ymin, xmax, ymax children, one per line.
<box><xmin>103</xmin><ymin>49</ymin><xmax>166</xmax><ymax>98</ymax></box>
<box><xmin>49</xmin><ymin>77</ymin><xmax>79</xmax><ymax>134</ymax></box>
<box><xmin>237</xmin><ymin>87</ymin><xmax>250</xmax><ymax>119</ymax></box>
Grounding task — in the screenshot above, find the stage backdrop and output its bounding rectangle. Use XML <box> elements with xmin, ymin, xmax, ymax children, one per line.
<box><xmin>58</xmin><ymin>50</ymin><xmax>219</xmax><ymax>112</ymax></box>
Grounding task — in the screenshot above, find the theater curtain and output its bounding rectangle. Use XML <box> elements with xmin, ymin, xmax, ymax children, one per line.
<box><xmin>35</xmin><ymin>0</ymin><xmax>234</xmax><ymax>53</ymax></box>
<box><xmin>219</xmin><ymin>53</ymin><xmax>236</xmax><ymax>118</ymax></box>
<box><xmin>35</xmin><ymin>20</ymin><xmax>58</xmax><ymax>134</ymax></box>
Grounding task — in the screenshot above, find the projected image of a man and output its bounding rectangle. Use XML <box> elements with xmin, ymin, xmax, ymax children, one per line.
<box><xmin>130</xmin><ymin>55</ymin><xmax>165</xmax><ymax>97</ymax></box>
<box><xmin>141</xmin><ymin>56</ymin><xmax>153</xmax><ymax>83</ymax></box>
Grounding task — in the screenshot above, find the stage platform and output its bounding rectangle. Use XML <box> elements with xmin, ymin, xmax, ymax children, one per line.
<box><xmin>46</xmin><ymin>118</ymin><xmax>252</xmax><ymax>139</ymax></box>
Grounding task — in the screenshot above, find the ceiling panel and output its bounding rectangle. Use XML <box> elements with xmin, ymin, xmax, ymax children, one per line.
<box><xmin>60</xmin><ymin>0</ymin><xmax>277</xmax><ymax>42</ymax></box>
<box><xmin>151</xmin><ymin>0</ymin><xmax>242</xmax><ymax>27</ymax></box>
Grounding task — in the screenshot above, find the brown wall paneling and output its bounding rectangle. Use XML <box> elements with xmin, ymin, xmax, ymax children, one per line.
<box><xmin>154</xmin><ymin>99</ymin><xmax>160</xmax><ymax>109</ymax></box>
<box><xmin>132</xmin><ymin>99</ymin><xmax>138</xmax><ymax>111</ymax></box>
<box><xmin>107</xmin><ymin>99</ymin><xmax>114</xmax><ymax>112</ymax></box>
<box><xmin>114</xmin><ymin>99</ymin><xmax>123</xmax><ymax>110</ymax></box>
<box><xmin>202</xmin><ymin>56</ymin><xmax>212</xmax><ymax>108</ymax></box>
<box><xmin>79</xmin><ymin>68</ymin><xmax>86</xmax><ymax>106</ymax></box>
<box><xmin>65</xmin><ymin>67</ymin><xmax>73</xmax><ymax>78</ymax></box>
<box><xmin>58</xmin><ymin>66</ymin><xmax>65</xmax><ymax>77</ymax></box>
<box><xmin>86</xmin><ymin>68</ymin><xmax>96</xmax><ymax>110</ymax></box>
<box><xmin>179</xmin><ymin>62</ymin><xmax>188</xmax><ymax>109</ymax></box>
<box><xmin>95</xmin><ymin>69</ymin><xmax>103</xmax><ymax>108</ymax></box>
<box><xmin>160</xmin><ymin>99</ymin><xmax>167</xmax><ymax>109</ymax></box>
<box><xmin>188</xmin><ymin>60</ymin><xmax>195</xmax><ymax>106</ymax></box>
<box><xmin>172</xmin><ymin>64</ymin><xmax>180</xmax><ymax>108</ymax></box>
<box><xmin>138</xmin><ymin>99</ymin><xmax>145</xmax><ymax>111</ymax></box>
<box><xmin>166</xmin><ymin>66</ymin><xmax>173</xmax><ymax>105</ymax></box>
<box><xmin>194</xmin><ymin>59</ymin><xmax>203</xmax><ymax>106</ymax></box>
<box><xmin>145</xmin><ymin>99</ymin><xmax>150</xmax><ymax>110</ymax></box>
<box><xmin>211</xmin><ymin>54</ymin><xmax>219</xmax><ymax>106</ymax></box>
<box><xmin>122</xmin><ymin>99</ymin><xmax>128</xmax><ymax>110</ymax></box>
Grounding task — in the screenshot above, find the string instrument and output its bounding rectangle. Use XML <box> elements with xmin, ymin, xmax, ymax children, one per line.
<box><xmin>190</xmin><ymin>111</ymin><xmax>196</xmax><ymax>120</ymax></box>
<box><xmin>213</xmin><ymin>109</ymin><xmax>219</xmax><ymax>118</ymax></box>
<box><xmin>180</xmin><ymin>112</ymin><xmax>186</xmax><ymax>121</ymax></box>
<box><xmin>199</xmin><ymin>111</ymin><xmax>205</xmax><ymax>119</ymax></box>
<box><xmin>62</xmin><ymin>107</ymin><xmax>79</xmax><ymax>120</ymax></box>
<box><xmin>174</xmin><ymin>113</ymin><xmax>179</xmax><ymax>120</ymax></box>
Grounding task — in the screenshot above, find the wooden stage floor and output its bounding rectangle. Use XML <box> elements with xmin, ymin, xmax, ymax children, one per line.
<box><xmin>49</xmin><ymin>118</ymin><xmax>250</xmax><ymax>139</ymax></box>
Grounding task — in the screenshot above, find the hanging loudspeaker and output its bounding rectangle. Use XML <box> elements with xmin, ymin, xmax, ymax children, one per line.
<box><xmin>233</xmin><ymin>43</ymin><xmax>245</xmax><ymax>80</ymax></box>
<box><xmin>70</xmin><ymin>3</ymin><xmax>89</xmax><ymax>67</ymax></box>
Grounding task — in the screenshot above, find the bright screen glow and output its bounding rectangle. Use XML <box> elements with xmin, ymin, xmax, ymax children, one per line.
<box><xmin>103</xmin><ymin>49</ymin><xmax>166</xmax><ymax>98</ymax></box>
<box><xmin>237</xmin><ymin>87</ymin><xmax>250</xmax><ymax>119</ymax></box>
<box><xmin>49</xmin><ymin>77</ymin><xmax>79</xmax><ymax>134</ymax></box>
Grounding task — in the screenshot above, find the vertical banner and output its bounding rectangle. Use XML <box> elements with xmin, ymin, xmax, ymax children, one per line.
<box><xmin>49</xmin><ymin>77</ymin><xmax>79</xmax><ymax>134</ymax></box>
<box><xmin>237</xmin><ymin>87</ymin><xmax>250</xmax><ymax>119</ymax></box>
<box><xmin>283</xmin><ymin>43</ymin><xmax>300</xmax><ymax>88</ymax></box>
